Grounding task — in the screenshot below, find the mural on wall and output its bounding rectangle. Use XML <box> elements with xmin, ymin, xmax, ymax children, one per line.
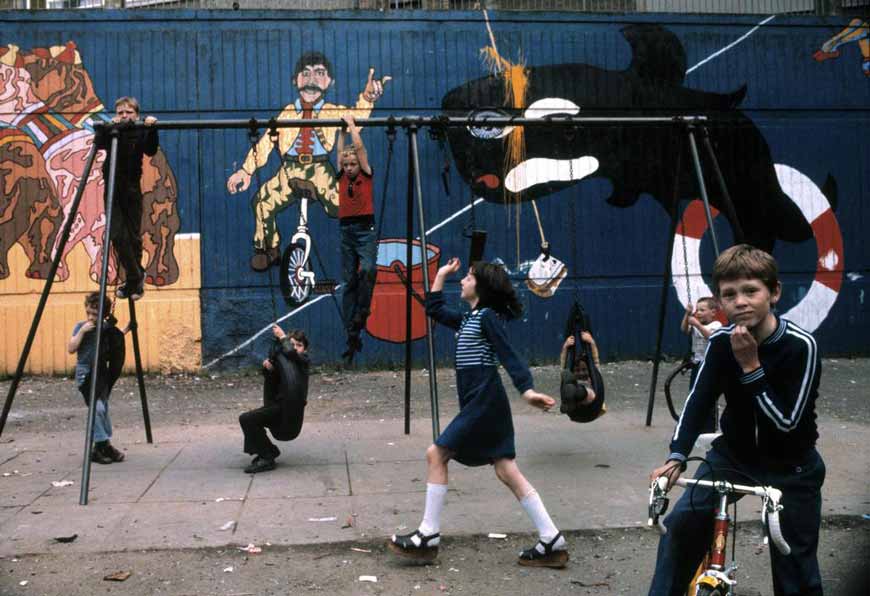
<box><xmin>813</xmin><ymin>18</ymin><xmax>870</xmax><ymax>77</ymax></box>
<box><xmin>0</xmin><ymin>42</ymin><xmax>181</xmax><ymax>286</ymax></box>
<box><xmin>441</xmin><ymin>24</ymin><xmax>843</xmax><ymax>332</ymax></box>
<box><xmin>225</xmin><ymin>51</ymin><xmax>391</xmax><ymax>277</ymax></box>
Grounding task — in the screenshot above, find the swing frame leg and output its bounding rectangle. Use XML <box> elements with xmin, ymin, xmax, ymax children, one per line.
<box><xmin>409</xmin><ymin>125</ymin><xmax>441</xmax><ymax>442</ymax></box>
<box><xmin>80</xmin><ymin>131</ymin><xmax>122</xmax><ymax>505</ymax></box>
<box><xmin>404</xmin><ymin>134</ymin><xmax>413</xmax><ymax>436</ymax></box>
<box><xmin>646</xmin><ymin>129</ymin><xmax>685</xmax><ymax>427</ymax></box>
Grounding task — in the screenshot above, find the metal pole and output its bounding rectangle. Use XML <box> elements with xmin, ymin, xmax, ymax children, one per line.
<box><xmin>645</xmin><ymin>130</ymin><xmax>684</xmax><ymax>427</ymax></box>
<box><xmin>80</xmin><ymin>130</ymin><xmax>121</xmax><ymax>505</ymax></box>
<box><xmin>0</xmin><ymin>146</ymin><xmax>98</xmax><ymax>438</ymax></box>
<box><xmin>127</xmin><ymin>299</ymin><xmax>152</xmax><ymax>443</ymax></box>
<box><xmin>699</xmin><ymin>126</ymin><xmax>745</xmax><ymax>244</ymax></box>
<box><xmin>118</xmin><ymin>115</ymin><xmax>711</xmax><ymax>133</ymax></box>
<box><xmin>409</xmin><ymin>125</ymin><xmax>440</xmax><ymax>441</ymax></box>
<box><xmin>404</xmin><ymin>135</ymin><xmax>413</xmax><ymax>436</ymax></box>
<box><xmin>687</xmin><ymin>127</ymin><xmax>721</xmax><ymax>257</ymax></box>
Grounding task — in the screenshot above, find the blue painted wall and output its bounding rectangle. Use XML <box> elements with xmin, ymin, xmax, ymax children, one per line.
<box><xmin>4</xmin><ymin>10</ymin><xmax>868</xmax><ymax>368</ymax></box>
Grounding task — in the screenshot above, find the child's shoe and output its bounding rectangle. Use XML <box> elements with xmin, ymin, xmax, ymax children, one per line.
<box><xmin>90</xmin><ymin>446</ymin><xmax>113</xmax><ymax>465</ymax></box>
<box><xmin>518</xmin><ymin>532</ymin><xmax>569</xmax><ymax>568</ymax></box>
<box><xmin>103</xmin><ymin>442</ymin><xmax>125</xmax><ymax>462</ymax></box>
<box><xmin>387</xmin><ymin>530</ymin><xmax>440</xmax><ymax>562</ymax></box>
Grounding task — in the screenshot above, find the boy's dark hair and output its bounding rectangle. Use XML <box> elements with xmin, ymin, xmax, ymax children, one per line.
<box><xmin>289</xmin><ymin>329</ymin><xmax>309</xmax><ymax>350</ymax></box>
<box><xmin>471</xmin><ymin>261</ymin><xmax>523</xmax><ymax>320</ymax></box>
<box><xmin>712</xmin><ymin>244</ymin><xmax>779</xmax><ymax>296</ymax></box>
<box><xmin>114</xmin><ymin>96</ymin><xmax>140</xmax><ymax>114</ymax></box>
<box><xmin>84</xmin><ymin>291</ymin><xmax>111</xmax><ymax>313</ymax></box>
<box><xmin>698</xmin><ymin>296</ymin><xmax>719</xmax><ymax>310</ymax></box>
<box><xmin>293</xmin><ymin>52</ymin><xmax>332</xmax><ymax>79</ymax></box>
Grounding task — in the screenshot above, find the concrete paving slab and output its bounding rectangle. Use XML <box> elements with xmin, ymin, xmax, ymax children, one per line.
<box><xmin>0</xmin><ymin>472</ymin><xmax>67</xmax><ymax>507</ymax></box>
<box><xmin>233</xmin><ymin>495</ymin><xmax>360</xmax><ymax>546</ymax></box>
<box><xmin>1</xmin><ymin>448</ymin><xmax>80</xmax><ymax>476</ymax></box>
<box><xmin>0</xmin><ymin>502</ymin><xmax>131</xmax><ymax>556</ymax></box>
<box><xmin>139</xmin><ymin>468</ymin><xmax>251</xmax><ymax>503</ymax></box>
<box><xmin>95</xmin><ymin>442</ymin><xmax>184</xmax><ymax>471</ymax></box>
<box><xmin>0</xmin><ymin>504</ymin><xmax>23</xmax><ymax>527</ymax></box>
<box><xmin>35</xmin><ymin>467</ymin><xmax>160</xmax><ymax>505</ymax></box>
<box><xmin>171</xmin><ymin>440</ymin><xmax>250</xmax><ymax>470</ymax></box>
<box><xmin>247</xmin><ymin>462</ymin><xmax>349</xmax><ymax>499</ymax></box>
<box><xmin>103</xmin><ymin>500</ymin><xmax>244</xmax><ymax>551</ymax></box>
<box><xmin>349</xmin><ymin>460</ymin><xmax>428</xmax><ymax>496</ymax></box>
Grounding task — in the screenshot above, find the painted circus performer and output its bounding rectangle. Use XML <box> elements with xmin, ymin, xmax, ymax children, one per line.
<box><xmin>226</xmin><ymin>51</ymin><xmax>391</xmax><ymax>271</ymax></box>
<box><xmin>389</xmin><ymin>257</ymin><xmax>570</xmax><ymax>568</ymax></box>
<box><xmin>814</xmin><ymin>18</ymin><xmax>870</xmax><ymax>76</ymax></box>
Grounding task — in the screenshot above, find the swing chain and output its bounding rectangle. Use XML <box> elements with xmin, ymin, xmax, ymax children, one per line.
<box><xmin>245</xmin><ymin>118</ymin><xmax>280</xmax><ymax>325</ymax></box>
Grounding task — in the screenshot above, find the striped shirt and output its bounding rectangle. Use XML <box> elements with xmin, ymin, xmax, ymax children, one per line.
<box><xmin>455</xmin><ymin>309</ymin><xmax>498</xmax><ymax>369</ymax></box>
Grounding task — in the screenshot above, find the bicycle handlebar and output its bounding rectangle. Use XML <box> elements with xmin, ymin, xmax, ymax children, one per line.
<box><xmin>647</xmin><ymin>476</ymin><xmax>791</xmax><ymax>556</ymax></box>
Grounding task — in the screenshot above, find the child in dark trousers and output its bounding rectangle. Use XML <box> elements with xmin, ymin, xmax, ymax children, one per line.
<box><xmin>239</xmin><ymin>326</ymin><xmax>310</xmax><ymax>474</ymax></box>
<box><xmin>336</xmin><ymin>114</ymin><xmax>379</xmax><ymax>364</ymax></box>
<box><xmin>648</xmin><ymin>244</ymin><xmax>824</xmax><ymax>596</ymax></box>
<box><xmin>93</xmin><ymin>96</ymin><xmax>159</xmax><ymax>301</ymax></box>
<box><xmin>67</xmin><ymin>291</ymin><xmax>130</xmax><ymax>464</ymax></box>
<box><xmin>389</xmin><ymin>258</ymin><xmax>569</xmax><ymax>568</ymax></box>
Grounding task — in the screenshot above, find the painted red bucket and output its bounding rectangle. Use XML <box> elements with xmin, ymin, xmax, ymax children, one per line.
<box><xmin>366</xmin><ymin>238</ymin><xmax>441</xmax><ymax>343</ymax></box>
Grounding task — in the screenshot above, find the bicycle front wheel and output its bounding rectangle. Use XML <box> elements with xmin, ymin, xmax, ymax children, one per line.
<box><xmin>280</xmin><ymin>241</ymin><xmax>313</xmax><ymax>307</ymax></box>
<box><xmin>695</xmin><ymin>584</ymin><xmax>725</xmax><ymax>596</ymax></box>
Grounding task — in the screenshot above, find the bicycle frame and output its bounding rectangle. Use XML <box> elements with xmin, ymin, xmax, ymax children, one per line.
<box><xmin>648</xmin><ymin>475</ymin><xmax>790</xmax><ymax>596</ymax></box>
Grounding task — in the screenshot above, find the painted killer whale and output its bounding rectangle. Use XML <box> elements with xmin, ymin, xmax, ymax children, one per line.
<box><xmin>441</xmin><ymin>24</ymin><xmax>834</xmax><ymax>252</ymax></box>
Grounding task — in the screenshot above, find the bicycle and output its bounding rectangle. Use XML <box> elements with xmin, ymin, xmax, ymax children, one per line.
<box><xmin>648</xmin><ymin>469</ymin><xmax>791</xmax><ymax>596</ymax></box>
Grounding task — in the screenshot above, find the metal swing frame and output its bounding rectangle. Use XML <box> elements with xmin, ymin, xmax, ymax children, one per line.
<box><xmin>0</xmin><ymin>113</ymin><xmax>742</xmax><ymax>505</ymax></box>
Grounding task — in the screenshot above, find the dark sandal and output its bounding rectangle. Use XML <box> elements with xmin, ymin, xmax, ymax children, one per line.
<box><xmin>387</xmin><ymin>530</ymin><xmax>440</xmax><ymax>561</ymax></box>
<box><xmin>518</xmin><ymin>532</ymin><xmax>569</xmax><ymax>568</ymax></box>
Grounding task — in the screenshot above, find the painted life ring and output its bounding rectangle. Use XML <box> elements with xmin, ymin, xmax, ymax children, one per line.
<box><xmin>670</xmin><ymin>164</ymin><xmax>843</xmax><ymax>333</ymax></box>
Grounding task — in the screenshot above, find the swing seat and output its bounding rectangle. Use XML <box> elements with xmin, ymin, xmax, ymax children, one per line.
<box><xmin>526</xmin><ymin>252</ymin><xmax>567</xmax><ymax>298</ymax></box>
<box><xmin>266</xmin><ymin>351</ymin><xmax>307</xmax><ymax>442</ymax></box>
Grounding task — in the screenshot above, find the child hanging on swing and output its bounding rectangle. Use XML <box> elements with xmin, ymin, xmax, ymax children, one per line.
<box><xmin>389</xmin><ymin>257</ymin><xmax>569</xmax><ymax>568</ymax></box>
<box><xmin>558</xmin><ymin>300</ymin><xmax>606</xmax><ymax>422</ymax></box>
<box><xmin>67</xmin><ymin>291</ymin><xmax>131</xmax><ymax>464</ymax></box>
<box><xmin>680</xmin><ymin>296</ymin><xmax>722</xmax><ymax>432</ymax></box>
<box><xmin>336</xmin><ymin>114</ymin><xmax>379</xmax><ymax>365</ymax></box>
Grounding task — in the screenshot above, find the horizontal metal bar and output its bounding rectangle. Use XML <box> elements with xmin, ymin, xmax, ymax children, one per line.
<box><xmin>97</xmin><ymin>115</ymin><xmax>709</xmax><ymax>131</ymax></box>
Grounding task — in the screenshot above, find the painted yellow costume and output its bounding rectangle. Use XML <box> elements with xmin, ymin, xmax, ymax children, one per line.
<box><xmin>240</xmin><ymin>95</ymin><xmax>373</xmax><ymax>251</ymax></box>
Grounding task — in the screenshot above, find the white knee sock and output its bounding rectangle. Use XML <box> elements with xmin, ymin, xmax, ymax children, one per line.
<box><xmin>418</xmin><ymin>482</ymin><xmax>447</xmax><ymax>538</ymax></box>
<box><xmin>520</xmin><ymin>489</ymin><xmax>565</xmax><ymax>552</ymax></box>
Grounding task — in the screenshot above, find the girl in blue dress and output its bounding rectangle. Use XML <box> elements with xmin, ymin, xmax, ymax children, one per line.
<box><xmin>388</xmin><ymin>257</ymin><xmax>569</xmax><ymax>568</ymax></box>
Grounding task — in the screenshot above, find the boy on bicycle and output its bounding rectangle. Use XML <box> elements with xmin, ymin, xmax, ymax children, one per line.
<box><xmin>648</xmin><ymin>244</ymin><xmax>824</xmax><ymax>596</ymax></box>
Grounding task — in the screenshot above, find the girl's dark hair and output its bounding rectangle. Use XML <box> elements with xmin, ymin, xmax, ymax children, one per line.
<box><xmin>471</xmin><ymin>261</ymin><xmax>523</xmax><ymax>320</ymax></box>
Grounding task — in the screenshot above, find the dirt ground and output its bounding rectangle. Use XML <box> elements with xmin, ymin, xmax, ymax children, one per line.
<box><xmin>2</xmin><ymin>519</ymin><xmax>868</xmax><ymax>596</ymax></box>
<box><xmin>4</xmin><ymin>357</ymin><xmax>869</xmax><ymax>435</ymax></box>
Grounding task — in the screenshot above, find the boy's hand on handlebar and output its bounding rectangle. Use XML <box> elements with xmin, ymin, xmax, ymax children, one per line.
<box><xmin>649</xmin><ymin>460</ymin><xmax>683</xmax><ymax>491</ymax></box>
<box><xmin>263</xmin><ymin>359</ymin><xmax>273</xmax><ymax>371</ymax></box>
<box><xmin>522</xmin><ymin>389</ymin><xmax>555</xmax><ymax>411</ymax></box>
<box><xmin>562</xmin><ymin>336</ymin><xmax>575</xmax><ymax>350</ymax></box>
<box><xmin>272</xmin><ymin>324</ymin><xmax>286</xmax><ymax>340</ymax></box>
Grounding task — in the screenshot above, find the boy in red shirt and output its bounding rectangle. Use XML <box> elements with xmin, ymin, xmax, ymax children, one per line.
<box><xmin>336</xmin><ymin>114</ymin><xmax>378</xmax><ymax>364</ymax></box>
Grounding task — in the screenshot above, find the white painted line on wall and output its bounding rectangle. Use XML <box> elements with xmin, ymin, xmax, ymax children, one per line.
<box><xmin>203</xmin><ymin>198</ymin><xmax>488</xmax><ymax>368</ymax></box>
<box><xmin>686</xmin><ymin>15</ymin><xmax>777</xmax><ymax>75</ymax></box>
<box><xmin>201</xmin><ymin>292</ymin><xmax>334</xmax><ymax>369</ymax></box>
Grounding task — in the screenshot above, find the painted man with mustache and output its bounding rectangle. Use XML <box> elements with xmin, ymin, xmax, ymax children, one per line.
<box><xmin>227</xmin><ymin>51</ymin><xmax>390</xmax><ymax>271</ymax></box>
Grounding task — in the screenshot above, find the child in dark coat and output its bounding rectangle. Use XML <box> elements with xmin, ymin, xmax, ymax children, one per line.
<box><xmin>238</xmin><ymin>326</ymin><xmax>310</xmax><ymax>474</ymax></box>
